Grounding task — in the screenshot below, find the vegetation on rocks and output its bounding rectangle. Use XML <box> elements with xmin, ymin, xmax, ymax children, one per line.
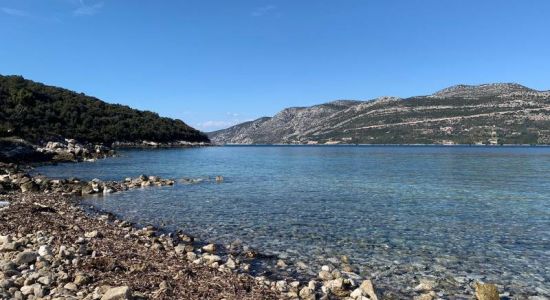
<box><xmin>210</xmin><ymin>83</ymin><xmax>550</xmax><ymax>145</ymax></box>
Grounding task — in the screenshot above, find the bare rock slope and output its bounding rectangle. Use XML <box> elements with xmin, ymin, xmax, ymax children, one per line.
<box><xmin>209</xmin><ymin>83</ymin><xmax>550</xmax><ymax>145</ymax></box>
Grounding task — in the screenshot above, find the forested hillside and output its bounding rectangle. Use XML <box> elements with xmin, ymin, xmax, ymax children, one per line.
<box><xmin>0</xmin><ymin>75</ymin><xmax>208</xmax><ymax>144</ymax></box>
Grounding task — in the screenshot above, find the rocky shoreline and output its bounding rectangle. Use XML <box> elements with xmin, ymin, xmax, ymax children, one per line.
<box><xmin>0</xmin><ymin>137</ymin><xmax>211</xmax><ymax>166</ymax></box>
<box><xmin>0</xmin><ymin>162</ymin><xmax>504</xmax><ymax>300</ymax></box>
<box><xmin>111</xmin><ymin>141</ymin><xmax>210</xmax><ymax>149</ymax></box>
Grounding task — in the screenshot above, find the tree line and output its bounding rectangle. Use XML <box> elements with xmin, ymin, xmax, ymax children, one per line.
<box><xmin>0</xmin><ymin>75</ymin><xmax>209</xmax><ymax>144</ymax></box>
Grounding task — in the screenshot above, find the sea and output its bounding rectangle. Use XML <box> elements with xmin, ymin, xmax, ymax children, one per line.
<box><xmin>35</xmin><ymin>145</ymin><xmax>550</xmax><ymax>298</ymax></box>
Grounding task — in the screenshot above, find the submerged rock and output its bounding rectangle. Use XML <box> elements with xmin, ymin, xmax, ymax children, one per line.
<box><xmin>414</xmin><ymin>279</ymin><xmax>436</xmax><ymax>292</ymax></box>
<box><xmin>474</xmin><ymin>283</ymin><xmax>499</xmax><ymax>300</ymax></box>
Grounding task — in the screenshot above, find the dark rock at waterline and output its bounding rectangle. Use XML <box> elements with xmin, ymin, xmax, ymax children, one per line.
<box><xmin>0</xmin><ymin>139</ymin><xmax>52</xmax><ymax>163</ymax></box>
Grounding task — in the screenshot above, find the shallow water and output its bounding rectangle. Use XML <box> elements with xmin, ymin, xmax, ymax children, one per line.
<box><xmin>35</xmin><ymin>146</ymin><xmax>550</xmax><ymax>297</ymax></box>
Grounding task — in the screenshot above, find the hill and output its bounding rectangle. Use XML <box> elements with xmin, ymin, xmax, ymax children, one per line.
<box><xmin>209</xmin><ymin>84</ymin><xmax>550</xmax><ymax>145</ymax></box>
<box><xmin>0</xmin><ymin>75</ymin><xmax>209</xmax><ymax>144</ymax></box>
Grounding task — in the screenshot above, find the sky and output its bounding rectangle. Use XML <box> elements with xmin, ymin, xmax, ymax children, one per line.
<box><xmin>1</xmin><ymin>0</ymin><xmax>549</xmax><ymax>131</ymax></box>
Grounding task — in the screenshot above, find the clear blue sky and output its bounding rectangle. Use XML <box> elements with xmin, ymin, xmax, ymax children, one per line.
<box><xmin>1</xmin><ymin>1</ymin><xmax>549</xmax><ymax>131</ymax></box>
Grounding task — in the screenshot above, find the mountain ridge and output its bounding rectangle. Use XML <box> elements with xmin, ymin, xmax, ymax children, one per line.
<box><xmin>209</xmin><ymin>83</ymin><xmax>550</xmax><ymax>145</ymax></box>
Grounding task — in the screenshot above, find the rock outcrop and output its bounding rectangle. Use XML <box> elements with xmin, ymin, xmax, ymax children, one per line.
<box><xmin>210</xmin><ymin>83</ymin><xmax>550</xmax><ymax>145</ymax></box>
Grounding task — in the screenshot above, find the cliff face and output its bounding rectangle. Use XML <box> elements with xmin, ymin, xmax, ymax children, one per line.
<box><xmin>209</xmin><ymin>84</ymin><xmax>550</xmax><ymax>145</ymax></box>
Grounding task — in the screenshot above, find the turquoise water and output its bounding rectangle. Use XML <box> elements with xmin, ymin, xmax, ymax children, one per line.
<box><xmin>35</xmin><ymin>146</ymin><xmax>550</xmax><ymax>298</ymax></box>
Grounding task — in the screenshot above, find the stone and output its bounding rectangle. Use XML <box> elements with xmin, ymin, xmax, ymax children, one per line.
<box><xmin>474</xmin><ymin>283</ymin><xmax>499</xmax><ymax>300</ymax></box>
<box><xmin>20</xmin><ymin>181</ymin><xmax>40</xmax><ymax>193</ymax></box>
<box><xmin>276</xmin><ymin>259</ymin><xmax>287</xmax><ymax>268</ymax></box>
<box><xmin>414</xmin><ymin>291</ymin><xmax>436</xmax><ymax>300</ymax></box>
<box><xmin>203</xmin><ymin>254</ymin><xmax>222</xmax><ymax>265</ymax></box>
<box><xmin>299</xmin><ymin>286</ymin><xmax>315</xmax><ymax>300</ymax></box>
<box><xmin>14</xmin><ymin>251</ymin><xmax>38</xmax><ymax>265</ymax></box>
<box><xmin>342</xmin><ymin>264</ymin><xmax>355</xmax><ymax>273</ymax></box>
<box><xmin>174</xmin><ymin>244</ymin><xmax>186</xmax><ymax>255</ymax></box>
<box><xmin>78</xmin><ymin>243</ymin><xmax>89</xmax><ymax>255</ymax></box>
<box><xmin>202</xmin><ymin>243</ymin><xmax>216</xmax><ymax>253</ymax></box>
<box><xmin>350</xmin><ymin>288</ymin><xmax>363</xmax><ymax>299</ymax></box>
<box><xmin>33</xmin><ymin>284</ymin><xmax>45</xmax><ymax>297</ymax></box>
<box><xmin>296</xmin><ymin>261</ymin><xmax>308</xmax><ymax>269</ymax></box>
<box><xmin>0</xmin><ymin>235</ymin><xmax>11</xmax><ymax>244</ymax></box>
<box><xmin>74</xmin><ymin>273</ymin><xmax>91</xmax><ymax>286</ymax></box>
<box><xmin>85</xmin><ymin>230</ymin><xmax>100</xmax><ymax>238</ymax></box>
<box><xmin>20</xmin><ymin>284</ymin><xmax>35</xmax><ymax>295</ymax></box>
<box><xmin>14</xmin><ymin>291</ymin><xmax>23</xmax><ymax>300</ymax></box>
<box><xmin>414</xmin><ymin>279</ymin><xmax>435</xmax><ymax>292</ymax></box>
<box><xmin>186</xmin><ymin>252</ymin><xmax>197</xmax><ymax>261</ymax></box>
<box><xmin>58</xmin><ymin>245</ymin><xmax>72</xmax><ymax>258</ymax></box>
<box><xmin>24</xmin><ymin>272</ymin><xmax>40</xmax><ymax>285</ymax></box>
<box><xmin>225</xmin><ymin>258</ymin><xmax>237</xmax><ymax>269</ymax></box>
<box><xmin>359</xmin><ymin>280</ymin><xmax>378</xmax><ymax>300</ymax></box>
<box><xmin>64</xmin><ymin>282</ymin><xmax>78</xmax><ymax>291</ymax></box>
<box><xmin>276</xmin><ymin>280</ymin><xmax>288</xmax><ymax>292</ymax></box>
<box><xmin>174</xmin><ymin>243</ymin><xmax>195</xmax><ymax>254</ymax></box>
<box><xmin>82</xmin><ymin>185</ymin><xmax>94</xmax><ymax>194</ymax></box>
<box><xmin>100</xmin><ymin>286</ymin><xmax>133</xmax><ymax>300</ymax></box>
<box><xmin>1</xmin><ymin>241</ymin><xmax>19</xmax><ymax>252</ymax></box>
<box><xmin>331</xmin><ymin>269</ymin><xmax>342</xmax><ymax>279</ymax></box>
<box><xmin>1</xmin><ymin>261</ymin><xmax>15</xmax><ymax>271</ymax></box>
<box><xmin>37</xmin><ymin>275</ymin><xmax>52</xmax><ymax>286</ymax></box>
<box><xmin>341</xmin><ymin>255</ymin><xmax>350</xmax><ymax>264</ymax></box>
<box><xmin>38</xmin><ymin>245</ymin><xmax>52</xmax><ymax>257</ymax></box>
<box><xmin>318</xmin><ymin>270</ymin><xmax>333</xmax><ymax>281</ymax></box>
<box><xmin>326</xmin><ymin>278</ymin><xmax>344</xmax><ymax>290</ymax></box>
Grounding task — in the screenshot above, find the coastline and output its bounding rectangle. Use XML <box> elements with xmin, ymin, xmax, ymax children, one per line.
<box><xmin>220</xmin><ymin>143</ymin><xmax>550</xmax><ymax>147</ymax></box>
<box><xmin>0</xmin><ymin>162</ymin><xmax>389</xmax><ymax>300</ymax></box>
<box><xmin>0</xmin><ymin>155</ymin><xmax>506</xmax><ymax>300</ymax></box>
<box><xmin>0</xmin><ymin>192</ymin><xmax>279</xmax><ymax>300</ymax></box>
